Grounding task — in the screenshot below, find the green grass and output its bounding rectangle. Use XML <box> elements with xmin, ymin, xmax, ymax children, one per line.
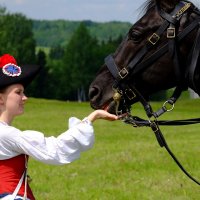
<box><xmin>13</xmin><ymin>98</ymin><xmax>200</xmax><ymax>200</ymax></box>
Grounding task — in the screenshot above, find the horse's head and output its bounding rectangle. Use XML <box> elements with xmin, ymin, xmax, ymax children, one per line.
<box><xmin>89</xmin><ymin>0</ymin><xmax>200</xmax><ymax>114</ymax></box>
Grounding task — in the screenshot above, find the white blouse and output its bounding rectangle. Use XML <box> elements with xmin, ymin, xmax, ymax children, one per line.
<box><xmin>0</xmin><ymin>117</ymin><xmax>94</xmax><ymax>165</ymax></box>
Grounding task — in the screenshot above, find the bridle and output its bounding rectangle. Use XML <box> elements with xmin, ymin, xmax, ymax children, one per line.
<box><xmin>105</xmin><ymin>1</ymin><xmax>200</xmax><ymax>185</ymax></box>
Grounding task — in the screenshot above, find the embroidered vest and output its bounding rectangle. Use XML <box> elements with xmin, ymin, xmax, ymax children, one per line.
<box><xmin>0</xmin><ymin>154</ymin><xmax>35</xmax><ymax>200</ymax></box>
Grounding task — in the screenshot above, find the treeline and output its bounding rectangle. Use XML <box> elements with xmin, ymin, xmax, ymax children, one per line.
<box><xmin>33</xmin><ymin>20</ymin><xmax>131</xmax><ymax>47</ymax></box>
<box><xmin>0</xmin><ymin>6</ymin><xmax>129</xmax><ymax>101</ymax></box>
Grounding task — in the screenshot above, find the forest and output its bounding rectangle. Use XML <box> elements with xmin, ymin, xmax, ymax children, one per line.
<box><xmin>0</xmin><ymin>5</ymin><xmax>171</xmax><ymax>101</ymax></box>
<box><xmin>0</xmin><ymin>6</ymin><xmax>133</xmax><ymax>101</ymax></box>
<box><xmin>33</xmin><ymin>19</ymin><xmax>131</xmax><ymax>47</ymax></box>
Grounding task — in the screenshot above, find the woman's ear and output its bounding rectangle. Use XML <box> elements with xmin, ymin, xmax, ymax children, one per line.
<box><xmin>0</xmin><ymin>94</ymin><xmax>5</xmax><ymax>105</ymax></box>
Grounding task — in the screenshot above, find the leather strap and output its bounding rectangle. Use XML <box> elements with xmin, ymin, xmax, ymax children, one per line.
<box><xmin>188</xmin><ymin>24</ymin><xmax>200</xmax><ymax>91</ymax></box>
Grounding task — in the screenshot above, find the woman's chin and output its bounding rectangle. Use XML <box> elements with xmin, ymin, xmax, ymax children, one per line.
<box><xmin>16</xmin><ymin>109</ymin><xmax>25</xmax><ymax>116</ymax></box>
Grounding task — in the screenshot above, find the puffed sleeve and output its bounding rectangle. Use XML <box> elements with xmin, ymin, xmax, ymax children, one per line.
<box><xmin>12</xmin><ymin>117</ymin><xmax>94</xmax><ymax>165</ymax></box>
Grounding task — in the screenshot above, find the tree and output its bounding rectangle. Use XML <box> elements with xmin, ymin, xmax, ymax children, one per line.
<box><xmin>26</xmin><ymin>50</ymin><xmax>56</xmax><ymax>99</ymax></box>
<box><xmin>62</xmin><ymin>22</ymin><xmax>99</xmax><ymax>101</ymax></box>
<box><xmin>49</xmin><ymin>45</ymin><xmax>64</xmax><ymax>60</ymax></box>
<box><xmin>97</xmin><ymin>35</ymin><xmax>123</xmax><ymax>62</ymax></box>
<box><xmin>0</xmin><ymin>7</ymin><xmax>36</xmax><ymax>64</ymax></box>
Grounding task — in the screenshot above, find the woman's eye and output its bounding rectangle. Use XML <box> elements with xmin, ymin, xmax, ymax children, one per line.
<box><xmin>16</xmin><ymin>90</ymin><xmax>23</xmax><ymax>95</ymax></box>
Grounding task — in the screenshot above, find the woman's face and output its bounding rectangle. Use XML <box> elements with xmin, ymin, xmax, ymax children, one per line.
<box><xmin>0</xmin><ymin>84</ymin><xmax>28</xmax><ymax>118</ymax></box>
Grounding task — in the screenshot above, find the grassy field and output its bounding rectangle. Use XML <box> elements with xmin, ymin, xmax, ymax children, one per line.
<box><xmin>13</xmin><ymin>98</ymin><xmax>200</xmax><ymax>200</ymax></box>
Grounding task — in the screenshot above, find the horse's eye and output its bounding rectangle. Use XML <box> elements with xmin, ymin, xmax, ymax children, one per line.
<box><xmin>129</xmin><ymin>31</ymin><xmax>141</xmax><ymax>43</ymax></box>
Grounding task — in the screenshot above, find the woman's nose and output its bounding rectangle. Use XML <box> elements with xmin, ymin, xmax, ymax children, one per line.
<box><xmin>22</xmin><ymin>94</ymin><xmax>28</xmax><ymax>101</ymax></box>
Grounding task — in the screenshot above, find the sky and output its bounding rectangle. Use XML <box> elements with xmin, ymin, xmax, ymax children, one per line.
<box><xmin>0</xmin><ymin>0</ymin><xmax>199</xmax><ymax>23</ymax></box>
<box><xmin>0</xmin><ymin>0</ymin><xmax>146</xmax><ymax>23</ymax></box>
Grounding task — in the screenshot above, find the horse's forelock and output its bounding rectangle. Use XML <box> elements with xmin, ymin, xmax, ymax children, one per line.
<box><xmin>143</xmin><ymin>0</ymin><xmax>183</xmax><ymax>13</ymax></box>
<box><xmin>140</xmin><ymin>0</ymin><xmax>155</xmax><ymax>14</ymax></box>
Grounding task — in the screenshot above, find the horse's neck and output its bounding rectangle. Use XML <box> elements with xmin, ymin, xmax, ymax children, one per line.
<box><xmin>187</xmin><ymin>11</ymin><xmax>200</xmax><ymax>96</ymax></box>
<box><xmin>193</xmin><ymin>76</ymin><xmax>200</xmax><ymax>96</ymax></box>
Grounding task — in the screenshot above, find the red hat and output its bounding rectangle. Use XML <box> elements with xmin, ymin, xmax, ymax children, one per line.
<box><xmin>0</xmin><ymin>54</ymin><xmax>40</xmax><ymax>88</ymax></box>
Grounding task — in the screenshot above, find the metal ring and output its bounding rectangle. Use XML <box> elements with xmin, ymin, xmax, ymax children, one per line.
<box><xmin>163</xmin><ymin>100</ymin><xmax>175</xmax><ymax>112</ymax></box>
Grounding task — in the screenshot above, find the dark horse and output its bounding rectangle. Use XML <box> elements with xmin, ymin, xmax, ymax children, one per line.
<box><xmin>89</xmin><ymin>0</ymin><xmax>200</xmax><ymax>185</ymax></box>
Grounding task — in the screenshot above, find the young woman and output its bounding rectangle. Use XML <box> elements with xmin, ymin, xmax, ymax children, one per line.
<box><xmin>0</xmin><ymin>54</ymin><xmax>118</xmax><ymax>200</ymax></box>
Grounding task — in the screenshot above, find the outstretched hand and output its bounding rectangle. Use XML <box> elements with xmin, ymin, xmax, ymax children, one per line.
<box><xmin>87</xmin><ymin>110</ymin><xmax>118</xmax><ymax>122</ymax></box>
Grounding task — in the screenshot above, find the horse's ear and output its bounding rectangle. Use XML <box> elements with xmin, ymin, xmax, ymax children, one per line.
<box><xmin>155</xmin><ymin>0</ymin><xmax>181</xmax><ymax>12</ymax></box>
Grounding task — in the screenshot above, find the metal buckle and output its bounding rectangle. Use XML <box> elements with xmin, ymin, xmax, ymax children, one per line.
<box><xmin>167</xmin><ymin>28</ymin><xmax>176</xmax><ymax>38</ymax></box>
<box><xmin>119</xmin><ymin>68</ymin><xmax>128</xmax><ymax>79</ymax></box>
<box><xmin>125</xmin><ymin>88</ymin><xmax>136</xmax><ymax>100</ymax></box>
<box><xmin>148</xmin><ymin>33</ymin><xmax>160</xmax><ymax>45</ymax></box>
<box><xmin>150</xmin><ymin>121</ymin><xmax>159</xmax><ymax>132</ymax></box>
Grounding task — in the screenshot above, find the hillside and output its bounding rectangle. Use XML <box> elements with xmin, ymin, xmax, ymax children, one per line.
<box><xmin>32</xmin><ymin>19</ymin><xmax>132</xmax><ymax>47</ymax></box>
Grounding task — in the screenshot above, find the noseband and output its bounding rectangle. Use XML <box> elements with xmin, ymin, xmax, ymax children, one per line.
<box><xmin>105</xmin><ymin>1</ymin><xmax>200</xmax><ymax>185</ymax></box>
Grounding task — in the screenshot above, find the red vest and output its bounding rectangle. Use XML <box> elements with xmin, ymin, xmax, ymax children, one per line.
<box><xmin>0</xmin><ymin>154</ymin><xmax>35</xmax><ymax>200</ymax></box>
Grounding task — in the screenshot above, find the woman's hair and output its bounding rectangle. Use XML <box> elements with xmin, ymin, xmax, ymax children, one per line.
<box><xmin>0</xmin><ymin>86</ymin><xmax>7</xmax><ymax>94</ymax></box>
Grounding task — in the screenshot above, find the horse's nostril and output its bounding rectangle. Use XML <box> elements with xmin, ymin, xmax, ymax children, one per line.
<box><xmin>89</xmin><ymin>87</ymin><xmax>100</xmax><ymax>101</ymax></box>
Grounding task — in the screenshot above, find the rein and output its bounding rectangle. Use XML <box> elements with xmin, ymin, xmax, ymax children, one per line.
<box><xmin>105</xmin><ymin>1</ymin><xmax>200</xmax><ymax>185</ymax></box>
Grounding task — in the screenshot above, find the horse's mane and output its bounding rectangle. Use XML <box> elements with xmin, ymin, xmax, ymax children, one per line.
<box><xmin>141</xmin><ymin>0</ymin><xmax>198</xmax><ymax>14</ymax></box>
<box><xmin>135</xmin><ymin>0</ymin><xmax>156</xmax><ymax>19</ymax></box>
<box><xmin>144</xmin><ymin>0</ymin><xmax>155</xmax><ymax>12</ymax></box>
